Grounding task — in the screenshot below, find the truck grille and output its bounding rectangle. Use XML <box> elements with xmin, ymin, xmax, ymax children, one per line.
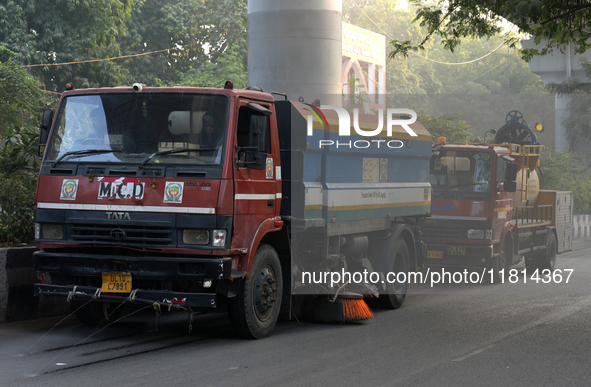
<box><xmin>422</xmin><ymin>227</ymin><xmax>462</xmax><ymax>240</ymax></box>
<box><xmin>71</xmin><ymin>223</ymin><xmax>173</xmax><ymax>246</ymax></box>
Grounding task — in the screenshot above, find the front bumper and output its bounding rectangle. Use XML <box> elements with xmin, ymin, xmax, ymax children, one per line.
<box><xmin>35</xmin><ymin>284</ymin><xmax>217</xmax><ymax>309</ymax></box>
<box><xmin>34</xmin><ymin>251</ymin><xmax>235</xmax><ymax>309</ymax></box>
<box><xmin>34</xmin><ymin>251</ymin><xmax>232</xmax><ymax>280</ymax></box>
<box><xmin>423</xmin><ymin>242</ymin><xmax>494</xmax><ymax>269</ymax></box>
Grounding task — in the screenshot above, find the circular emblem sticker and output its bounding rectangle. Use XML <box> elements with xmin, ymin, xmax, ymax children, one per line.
<box><xmin>266</xmin><ymin>158</ymin><xmax>273</xmax><ymax>179</ymax></box>
<box><xmin>60</xmin><ymin>179</ymin><xmax>79</xmax><ymax>200</ymax></box>
<box><xmin>164</xmin><ymin>182</ymin><xmax>184</xmax><ymax>203</ymax></box>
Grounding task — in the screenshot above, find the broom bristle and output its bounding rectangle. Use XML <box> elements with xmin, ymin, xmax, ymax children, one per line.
<box><xmin>342</xmin><ymin>298</ymin><xmax>374</xmax><ymax>321</ymax></box>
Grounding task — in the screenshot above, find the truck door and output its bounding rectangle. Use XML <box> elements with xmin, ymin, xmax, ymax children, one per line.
<box><xmin>233</xmin><ymin>100</ymin><xmax>278</xmax><ymax>246</ymax></box>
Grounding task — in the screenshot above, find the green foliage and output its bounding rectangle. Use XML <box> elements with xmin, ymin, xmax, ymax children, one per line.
<box><xmin>0</xmin><ymin>47</ymin><xmax>45</xmax><ymax>137</ymax></box>
<box><xmin>0</xmin><ymin>170</ymin><xmax>36</xmax><ymax>245</ymax></box>
<box><xmin>120</xmin><ymin>0</ymin><xmax>247</xmax><ymax>86</ymax></box>
<box><xmin>391</xmin><ymin>0</ymin><xmax>591</xmax><ymax>61</ymax></box>
<box><xmin>345</xmin><ymin>1</ymin><xmax>550</xmax><ymax>148</ymax></box>
<box><xmin>170</xmin><ymin>45</ymin><xmax>248</xmax><ymax>89</ymax></box>
<box><xmin>540</xmin><ymin>152</ymin><xmax>591</xmax><ymax>215</ymax></box>
<box><xmin>0</xmin><ymin>125</ymin><xmax>40</xmax><ymax>245</ymax></box>
<box><xmin>344</xmin><ymin>1</ymin><xmax>547</xmax><ymax>99</ymax></box>
<box><xmin>418</xmin><ymin>114</ymin><xmax>474</xmax><ymax>144</ymax></box>
<box><xmin>0</xmin><ymin>0</ymin><xmax>134</xmax><ymax>91</ymax></box>
<box><xmin>0</xmin><ymin>46</ymin><xmax>47</xmax><ymax>245</ymax></box>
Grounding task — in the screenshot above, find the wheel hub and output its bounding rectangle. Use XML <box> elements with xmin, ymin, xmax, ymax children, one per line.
<box><xmin>254</xmin><ymin>266</ymin><xmax>278</xmax><ymax>321</ymax></box>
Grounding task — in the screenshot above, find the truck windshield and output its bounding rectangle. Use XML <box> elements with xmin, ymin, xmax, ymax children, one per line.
<box><xmin>47</xmin><ymin>93</ymin><xmax>229</xmax><ymax>165</ymax></box>
<box><xmin>430</xmin><ymin>150</ymin><xmax>493</xmax><ymax>193</ymax></box>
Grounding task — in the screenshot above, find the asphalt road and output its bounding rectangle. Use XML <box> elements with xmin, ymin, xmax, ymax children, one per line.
<box><xmin>2</xmin><ymin>238</ymin><xmax>590</xmax><ymax>387</ymax></box>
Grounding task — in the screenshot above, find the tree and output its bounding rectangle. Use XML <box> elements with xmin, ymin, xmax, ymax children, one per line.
<box><xmin>419</xmin><ymin>114</ymin><xmax>474</xmax><ymax>143</ymax></box>
<box><xmin>0</xmin><ymin>46</ymin><xmax>46</xmax><ymax>244</ymax></box>
<box><xmin>120</xmin><ymin>0</ymin><xmax>247</xmax><ymax>86</ymax></box>
<box><xmin>344</xmin><ymin>0</ymin><xmax>550</xmax><ymax>139</ymax></box>
<box><xmin>0</xmin><ymin>0</ymin><xmax>134</xmax><ymax>91</ymax></box>
<box><xmin>172</xmin><ymin>44</ymin><xmax>247</xmax><ymax>89</ymax></box>
<box><xmin>540</xmin><ymin>152</ymin><xmax>591</xmax><ymax>215</ymax></box>
<box><xmin>0</xmin><ymin>46</ymin><xmax>44</xmax><ymax>137</ymax></box>
<box><xmin>391</xmin><ymin>0</ymin><xmax>591</xmax><ymax>61</ymax></box>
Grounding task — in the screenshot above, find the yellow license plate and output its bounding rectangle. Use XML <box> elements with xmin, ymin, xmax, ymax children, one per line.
<box><xmin>427</xmin><ymin>251</ymin><xmax>443</xmax><ymax>259</ymax></box>
<box><xmin>447</xmin><ymin>246</ymin><xmax>466</xmax><ymax>256</ymax></box>
<box><xmin>101</xmin><ymin>272</ymin><xmax>132</xmax><ymax>293</ymax></box>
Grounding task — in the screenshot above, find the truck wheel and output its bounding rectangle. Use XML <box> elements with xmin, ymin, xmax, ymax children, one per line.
<box><xmin>228</xmin><ymin>244</ymin><xmax>282</xmax><ymax>339</ymax></box>
<box><xmin>71</xmin><ymin>301</ymin><xmax>122</xmax><ymax>326</ymax></box>
<box><xmin>379</xmin><ymin>238</ymin><xmax>409</xmax><ymax>309</ymax></box>
<box><xmin>489</xmin><ymin>248</ymin><xmax>507</xmax><ymax>284</ymax></box>
<box><xmin>527</xmin><ymin>232</ymin><xmax>557</xmax><ymax>272</ymax></box>
<box><xmin>539</xmin><ymin>232</ymin><xmax>557</xmax><ymax>271</ymax></box>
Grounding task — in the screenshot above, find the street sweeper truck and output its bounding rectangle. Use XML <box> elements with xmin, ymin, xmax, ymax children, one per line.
<box><xmin>33</xmin><ymin>82</ymin><xmax>432</xmax><ymax>338</ymax></box>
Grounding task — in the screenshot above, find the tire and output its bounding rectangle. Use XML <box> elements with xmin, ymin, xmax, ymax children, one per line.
<box><xmin>488</xmin><ymin>243</ymin><xmax>510</xmax><ymax>285</ymax></box>
<box><xmin>228</xmin><ymin>244</ymin><xmax>283</xmax><ymax>339</ymax></box>
<box><xmin>538</xmin><ymin>232</ymin><xmax>557</xmax><ymax>271</ymax></box>
<box><xmin>379</xmin><ymin>238</ymin><xmax>409</xmax><ymax>309</ymax></box>
<box><xmin>526</xmin><ymin>232</ymin><xmax>557</xmax><ymax>272</ymax></box>
<box><xmin>71</xmin><ymin>301</ymin><xmax>122</xmax><ymax>326</ymax></box>
<box><xmin>489</xmin><ymin>252</ymin><xmax>504</xmax><ymax>284</ymax></box>
<box><xmin>524</xmin><ymin>254</ymin><xmax>538</xmax><ymax>273</ymax></box>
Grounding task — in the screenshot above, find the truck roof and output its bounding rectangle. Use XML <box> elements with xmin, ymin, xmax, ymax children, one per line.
<box><xmin>60</xmin><ymin>85</ymin><xmax>276</xmax><ymax>102</ymax></box>
<box><xmin>440</xmin><ymin>143</ymin><xmax>510</xmax><ymax>155</ymax></box>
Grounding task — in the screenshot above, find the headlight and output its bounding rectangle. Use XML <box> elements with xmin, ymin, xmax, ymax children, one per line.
<box><xmin>467</xmin><ymin>229</ymin><xmax>484</xmax><ymax>239</ymax></box>
<box><xmin>35</xmin><ymin>223</ymin><xmax>41</xmax><ymax>239</ymax></box>
<box><xmin>42</xmin><ymin>224</ymin><xmax>63</xmax><ymax>240</ymax></box>
<box><xmin>183</xmin><ymin>229</ymin><xmax>209</xmax><ymax>245</ymax></box>
<box><xmin>212</xmin><ymin>229</ymin><xmax>227</xmax><ymax>247</ymax></box>
<box><xmin>467</xmin><ymin>229</ymin><xmax>493</xmax><ymax>240</ymax></box>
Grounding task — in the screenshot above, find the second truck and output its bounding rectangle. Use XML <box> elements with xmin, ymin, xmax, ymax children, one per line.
<box><xmin>423</xmin><ymin>110</ymin><xmax>573</xmax><ymax>282</ymax></box>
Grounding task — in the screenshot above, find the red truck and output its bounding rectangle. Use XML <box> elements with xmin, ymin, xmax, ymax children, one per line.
<box><xmin>33</xmin><ymin>83</ymin><xmax>432</xmax><ymax>338</ymax></box>
<box><xmin>423</xmin><ymin>111</ymin><xmax>573</xmax><ymax>282</ymax></box>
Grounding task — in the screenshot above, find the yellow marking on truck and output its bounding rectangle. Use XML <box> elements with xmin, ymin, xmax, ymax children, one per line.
<box><xmin>427</xmin><ymin>251</ymin><xmax>443</xmax><ymax>259</ymax></box>
<box><xmin>447</xmin><ymin>246</ymin><xmax>466</xmax><ymax>256</ymax></box>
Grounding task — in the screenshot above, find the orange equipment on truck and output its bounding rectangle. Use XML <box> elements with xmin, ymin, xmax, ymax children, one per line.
<box><xmin>423</xmin><ymin>111</ymin><xmax>572</xmax><ymax>282</ymax></box>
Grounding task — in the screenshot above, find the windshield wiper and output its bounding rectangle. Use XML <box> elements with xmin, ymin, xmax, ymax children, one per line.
<box><xmin>139</xmin><ymin>147</ymin><xmax>217</xmax><ymax>167</ymax></box>
<box><xmin>52</xmin><ymin>149</ymin><xmax>121</xmax><ymax>167</ymax></box>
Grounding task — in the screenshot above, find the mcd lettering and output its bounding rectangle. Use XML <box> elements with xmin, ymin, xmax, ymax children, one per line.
<box><xmin>97</xmin><ymin>177</ymin><xmax>145</xmax><ymax>199</ymax></box>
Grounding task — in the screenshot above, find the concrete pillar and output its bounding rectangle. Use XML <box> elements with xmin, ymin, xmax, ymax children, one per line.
<box><xmin>248</xmin><ymin>0</ymin><xmax>343</xmax><ymax>106</ymax></box>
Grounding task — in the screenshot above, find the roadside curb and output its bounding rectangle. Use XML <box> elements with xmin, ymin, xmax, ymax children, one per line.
<box><xmin>0</xmin><ymin>247</ymin><xmax>68</xmax><ymax>323</ymax></box>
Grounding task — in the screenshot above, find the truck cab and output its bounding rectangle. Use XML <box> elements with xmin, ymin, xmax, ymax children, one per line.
<box><xmin>422</xmin><ymin>111</ymin><xmax>573</xmax><ymax>283</ymax></box>
<box><xmin>424</xmin><ymin>144</ymin><xmax>516</xmax><ymax>271</ymax></box>
<box><xmin>35</xmin><ymin>85</ymin><xmax>285</xmax><ymax>337</ymax></box>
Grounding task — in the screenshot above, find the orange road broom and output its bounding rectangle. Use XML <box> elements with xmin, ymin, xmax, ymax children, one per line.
<box><xmin>313</xmin><ymin>293</ymin><xmax>374</xmax><ymax>323</ymax></box>
<box><xmin>341</xmin><ymin>293</ymin><xmax>374</xmax><ymax>322</ymax></box>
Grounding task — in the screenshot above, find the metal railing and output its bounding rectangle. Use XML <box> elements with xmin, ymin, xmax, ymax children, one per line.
<box><xmin>515</xmin><ymin>204</ymin><xmax>553</xmax><ymax>226</ymax></box>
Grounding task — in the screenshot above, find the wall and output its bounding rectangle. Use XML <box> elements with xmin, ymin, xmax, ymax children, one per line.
<box><xmin>0</xmin><ymin>247</ymin><xmax>68</xmax><ymax>323</ymax></box>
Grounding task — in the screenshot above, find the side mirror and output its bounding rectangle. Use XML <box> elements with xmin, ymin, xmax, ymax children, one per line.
<box><xmin>38</xmin><ymin>109</ymin><xmax>53</xmax><ymax>158</ymax></box>
<box><xmin>39</xmin><ymin>110</ymin><xmax>53</xmax><ymax>145</ymax></box>
<box><xmin>505</xmin><ymin>162</ymin><xmax>518</xmax><ymax>181</ymax></box>
<box><xmin>503</xmin><ymin>181</ymin><xmax>517</xmax><ymax>192</ymax></box>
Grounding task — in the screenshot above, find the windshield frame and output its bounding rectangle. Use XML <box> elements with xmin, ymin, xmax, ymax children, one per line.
<box><xmin>430</xmin><ymin>149</ymin><xmax>494</xmax><ymax>199</ymax></box>
<box><xmin>45</xmin><ymin>91</ymin><xmax>230</xmax><ymax>167</ymax></box>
